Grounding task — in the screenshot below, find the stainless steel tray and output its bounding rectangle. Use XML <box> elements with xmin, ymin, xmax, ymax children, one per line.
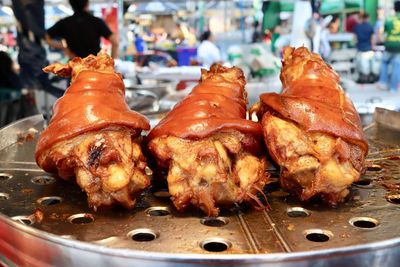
<box><xmin>1</xmin><ymin>114</ymin><xmax>400</xmax><ymax>267</ymax></box>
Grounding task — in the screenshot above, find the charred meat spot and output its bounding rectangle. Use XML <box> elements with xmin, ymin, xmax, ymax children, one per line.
<box><xmin>199</xmin><ymin>178</ymin><xmax>209</xmax><ymax>187</ymax></box>
<box><xmin>88</xmin><ymin>143</ymin><xmax>105</xmax><ymax>168</ymax></box>
<box><xmin>211</xmin><ymin>102</ymin><xmax>219</xmax><ymax>108</ymax></box>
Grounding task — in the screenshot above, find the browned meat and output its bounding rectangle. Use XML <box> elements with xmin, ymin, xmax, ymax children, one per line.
<box><xmin>148</xmin><ymin>130</ymin><xmax>267</xmax><ymax>216</ymax></box>
<box><xmin>253</xmin><ymin>47</ymin><xmax>368</xmax><ymax>206</ymax></box>
<box><xmin>147</xmin><ymin>64</ymin><xmax>269</xmax><ymax>216</ymax></box>
<box><xmin>35</xmin><ymin>54</ymin><xmax>150</xmax><ymax>209</ymax></box>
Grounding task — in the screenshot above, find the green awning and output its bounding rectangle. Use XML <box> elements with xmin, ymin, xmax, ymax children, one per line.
<box><xmin>320</xmin><ymin>0</ymin><xmax>362</xmax><ymax>15</ymax></box>
<box><xmin>262</xmin><ymin>2</ymin><xmax>280</xmax><ymax>31</ymax></box>
<box><xmin>280</xmin><ymin>1</ymin><xmax>294</xmax><ymax>12</ymax></box>
<box><xmin>262</xmin><ymin>0</ymin><xmax>294</xmax><ymax>31</ymax></box>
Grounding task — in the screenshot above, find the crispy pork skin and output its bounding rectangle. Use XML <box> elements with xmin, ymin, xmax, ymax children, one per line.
<box><xmin>35</xmin><ymin>54</ymin><xmax>150</xmax><ymax>209</ymax></box>
<box><xmin>147</xmin><ymin>64</ymin><xmax>268</xmax><ymax>216</ymax></box>
<box><xmin>254</xmin><ymin>47</ymin><xmax>368</xmax><ymax>206</ymax></box>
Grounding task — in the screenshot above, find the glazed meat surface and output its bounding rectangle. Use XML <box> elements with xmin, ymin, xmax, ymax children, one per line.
<box><xmin>35</xmin><ymin>53</ymin><xmax>150</xmax><ymax>209</ymax></box>
<box><xmin>147</xmin><ymin>64</ymin><xmax>268</xmax><ymax>216</ymax></box>
<box><xmin>254</xmin><ymin>47</ymin><xmax>368</xmax><ymax>206</ymax></box>
<box><xmin>149</xmin><ymin>130</ymin><xmax>267</xmax><ymax>216</ymax></box>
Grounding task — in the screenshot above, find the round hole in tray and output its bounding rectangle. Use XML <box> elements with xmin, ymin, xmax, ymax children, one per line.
<box><xmin>0</xmin><ymin>192</ymin><xmax>9</xmax><ymax>200</ymax></box>
<box><xmin>349</xmin><ymin>217</ymin><xmax>379</xmax><ymax>229</ymax></box>
<box><xmin>386</xmin><ymin>194</ymin><xmax>400</xmax><ymax>205</ymax></box>
<box><xmin>304</xmin><ymin>229</ymin><xmax>333</xmax><ymax>242</ymax></box>
<box><xmin>11</xmin><ymin>215</ymin><xmax>34</xmax><ymax>225</ymax></box>
<box><xmin>128</xmin><ymin>229</ymin><xmax>158</xmax><ymax>242</ymax></box>
<box><xmin>146</xmin><ymin>206</ymin><xmax>171</xmax><ymax>217</ymax></box>
<box><xmin>0</xmin><ymin>173</ymin><xmax>12</xmax><ymax>181</ymax></box>
<box><xmin>31</xmin><ymin>175</ymin><xmax>55</xmax><ymax>185</ymax></box>
<box><xmin>352</xmin><ymin>178</ymin><xmax>372</xmax><ymax>187</ymax></box>
<box><xmin>153</xmin><ymin>190</ymin><xmax>171</xmax><ymax>198</ymax></box>
<box><xmin>200</xmin><ymin>238</ymin><xmax>232</xmax><ymax>252</ymax></box>
<box><xmin>37</xmin><ymin>196</ymin><xmax>63</xmax><ymax>206</ymax></box>
<box><xmin>200</xmin><ymin>217</ymin><xmax>229</xmax><ymax>227</ymax></box>
<box><xmin>68</xmin><ymin>213</ymin><xmax>94</xmax><ymax>224</ymax></box>
<box><xmin>367</xmin><ymin>164</ymin><xmax>382</xmax><ymax>172</ymax></box>
<box><xmin>287</xmin><ymin>207</ymin><xmax>311</xmax><ymax>218</ymax></box>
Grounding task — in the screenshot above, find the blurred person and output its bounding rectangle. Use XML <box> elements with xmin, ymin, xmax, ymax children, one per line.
<box><xmin>45</xmin><ymin>0</ymin><xmax>119</xmax><ymax>59</ymax></box>
<box><xmin>354</xmin><ymin>13</ymin><xmax>374</xmax><ymax>52</ymax></box>
<box><xmin>0</xmin><ymin>47</ymin><xmax>21</xmax><ymax>126</ymax></box>
<box><xmin>171</xmin><ymin>23</ymin><xmax>185</xmax><ymax>44</ymax></box>
<box><xmin>186</xmin><ymin>27</ymin><xmax>198</xmax><ymax>47</ymax></box>
<box><xmin>263</xmin><ymin>29</ymin><xmax>272</xmax><ymax>43</ymax></box>
<box><xmin>197</xmin><ymin>31</ymin><xmax>221</xmax><ymax>68</ymax></box>
<box><xmin>319</xmin><ymin>15</ymin><xmax>333</xmax><ymax>60</ymax></box>
<box><xmin>305</xmin><ymin>12</ymin><xmax>333</xmax><ymax>58</ymax></box>
<box><xmin>271</xmin><ymin>25</ymin><xmax>282</xmax><ymax>55</ymax></box>
<box><xmin>345</xmin><ymin>12</ymin><xmax>360</xmax><ymax>33</ymax></box>
<box><xmin>5</xmin><ymin>30</ymin><xmax>16</xmax><ymax>49</ymax></box>
<box><xmin>12</xmin><ymin>0</ymin><xmax>64</xmax><ymax>99</ymax></box>
<box><xmin>328</xmin><ymin>16</ymin><xmax>341</xmax><ymax>50</ymax></box>
<box><xmin>374</xmin><ymin>8</ymin><xmax>385</xmax><ymax>46</ymax></box>
<box><xmin>0</xmin><ymin>51</ymin><xmax>22</xmax><ymax>92</ymax></box>
<box><xmin>305</xmin><ymin>13</ymin><xmax>318</xmax><ymax>51</ymax></box>
<box><xmin>329</xmin><ymin>16</ymin><xmax>341</xmax><ymax>34</ymax></box>
<box><xmin>0</xmin><ymin>51</ymin><xmax>37</xmax><ymax>125</ymax></box>
<box><xmin>379</xmin><ymin>1</ymin><xmax>400</xmax><ymax>92</ymax></box>
<box><xmin>134</xmin><ymin>33</ymin><xmax>146</xmax><ymax>54</ymax></box>
<box><xmin>251</xmin><ymin>21</ymin><xmax>262</xmax><ymax>43</ymax></box>
<box><xmin>290</xmin><ymin>0</ymin><xmax>313</xmax><ymax>48</ymax></box>
<box><xmin>353</xmin><ymin>13</ymin><xmax>376</xmax><ymax>83</ymax></box>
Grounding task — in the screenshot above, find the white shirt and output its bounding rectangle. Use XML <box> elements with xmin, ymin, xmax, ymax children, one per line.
<box><xmin>197</xmin><ymin>40</ymin><xmax>221</xmax><ymax>68</ymax></box>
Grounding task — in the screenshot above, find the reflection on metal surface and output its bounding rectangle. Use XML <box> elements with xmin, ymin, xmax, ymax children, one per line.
<box><xmin>286</xmin><ymin>207</ymin><xmax>311</xmax><ymax>218</ymax></box>
<box><xmin>145</xmin><ymin>207</ymin><xmax>171</xmax><ymax>217</ymax></box>
<box><xmin>366</xmin><ymin>164</ymin><xmax>382</xmax><ymax>171</ymax></box>
<box><xmin>386</xmin><ymin>194</ymin><xmax>400</xmax><ymax>205</ymax></box>
<box><xmin>0</xmin><ymin>173</ymin><xmax>12</xmax><ymax>181</ymax></box>
<box><xmin>68</xmin><ymin>214</ymin><xmax>95</xmax><ymax>225</ymax></box>
<box><xmin>30</xmin><ymin>175</ymin><xmax>55</xmax><ymax>185</ymax></box>
<box><xmin>0</xmin><ymin>192</ymin><xmax>9</xmax><ymax>201</ymax></box>
<box><xmin>375</xmin><ymin>107</ymin><xmax>400</xmax><ymax>130</ymax></box>
<box><xmin>11</xmin><ymin>215</ymin><xmax>34</xmax><ymax>225</ymax></box>
<box><xmin>37</xmin><ymin>196</ymin><xmax>63</xmax><ymax>206</ymax></box>
<box><xmin>124</xmin><ymin>78</ymin><xmax>177</xmax><ymax>117</ymax></box>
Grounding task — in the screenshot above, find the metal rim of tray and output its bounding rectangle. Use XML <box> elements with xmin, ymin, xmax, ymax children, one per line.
<box><xmin>1</xmin><ymin>213</ymin><xmax>400</xmax><ymax>264</ymax></box>
<box><xmin>1</xmin><ymin>114</ymin><xmax>400</xmax><ymax>266</ymax></box>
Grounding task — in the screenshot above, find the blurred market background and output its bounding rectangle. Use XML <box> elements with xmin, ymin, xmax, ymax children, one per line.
<box><xmin>0</xmin><ymin>0</ymin><xmax>399</xmax><ymax>128</ymax></box>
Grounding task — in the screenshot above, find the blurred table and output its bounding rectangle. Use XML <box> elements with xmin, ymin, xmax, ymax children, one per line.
<box><xmin>138</xmin><ymin>66</ymin><xmax>202</xmax><ymax>81</ymax></box>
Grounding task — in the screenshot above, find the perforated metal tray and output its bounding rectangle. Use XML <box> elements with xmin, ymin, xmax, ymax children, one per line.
<box><xmin>1</xmin><ymin>114</ymin><xmax>400</xmax><ymax>267</ymax></box>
